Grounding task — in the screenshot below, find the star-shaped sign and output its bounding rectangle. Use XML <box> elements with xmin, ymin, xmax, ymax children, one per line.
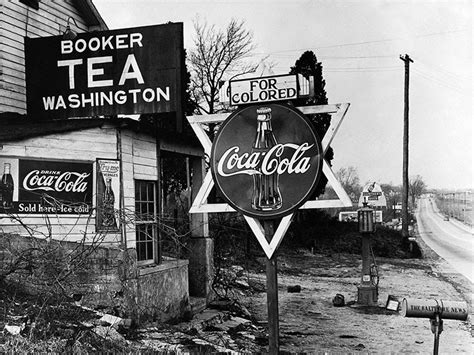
<box><xmin>187</xmin><ymin>103</ymin><xmax>352</xmax><ymax>259</ymax></box>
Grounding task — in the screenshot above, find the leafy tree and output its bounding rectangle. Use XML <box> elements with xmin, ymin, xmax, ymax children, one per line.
<box><xmin>290</xmin><ymin>50</ymin><xmax>332</xmax><ymax>197</ymax></box>
<box><xmin>188</xmin><ymin>18</ymin><xmax>257</xmax><ymax>114</ymax></box>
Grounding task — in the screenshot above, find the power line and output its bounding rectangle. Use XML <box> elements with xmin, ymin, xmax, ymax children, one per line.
<box><xmin>413</xmin><ymin>67</ymin><xmax>468</xmax><ymax>91</ymax></box>
<box><xmin>416</xmin><ymin>58</ymin><xmax>470</xmax><ymax>83</ymax></box>
<box><xmin>412</xmin><ymin>68</ymin><xmax>469</xmax><ymax>96</ymax></box>
<box><xmin>325</xmin><ymin>65</ymin><xmax>399</xmax><ymax>70</ymax></box>
<box><xmin>254</xmin><ymin>28</ymin><xmax>469</xmax><ymax>55</ymax></box>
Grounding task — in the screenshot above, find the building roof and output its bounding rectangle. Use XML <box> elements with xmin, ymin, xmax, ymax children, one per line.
<box><xmin>0</xmin><ymin>115</ymin><xmax>202</xmax><ymax>153</ymax></box>
<box><xmin>0</xmin><ymin>115</ymin><xmax>106</xmax><ymax>142</ymax></box>
<box><xmin>75</xmin><ymin>0</ymin><xmax>108</xmax><ymax>30</ymax></box>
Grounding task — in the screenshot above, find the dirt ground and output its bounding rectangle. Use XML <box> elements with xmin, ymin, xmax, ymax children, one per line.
<box><xmin>1</xmin><ymin>229</ymin><xmax>472</xmax><ymax>353</ymax></box>
<box><xmin>241</xmin><ymin>246</ymin><xmax>473</xmax><ymax>353</ymax></box>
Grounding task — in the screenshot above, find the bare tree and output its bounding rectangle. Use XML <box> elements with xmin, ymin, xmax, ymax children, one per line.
<box><xmin>409</xmin><ymin>175</ymin><xmax>426</xmax><ymax>208</ymax></box>
<box><xmin>188</xmin><ymin>17</ymin><xmax>258</xmax><ymax>114</ymax></box>
<box><xmin>336</xmin><ymin>166</ymin><xmax>361</xmax><ymax>202</ymax></box>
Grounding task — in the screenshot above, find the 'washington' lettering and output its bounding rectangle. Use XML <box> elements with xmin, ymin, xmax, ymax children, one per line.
<box><xmin>42</xmin><ymin>87</ymin><xmax>170</xmax><ymax>110</ymax></box>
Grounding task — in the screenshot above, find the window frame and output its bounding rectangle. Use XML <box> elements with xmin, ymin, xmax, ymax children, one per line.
<box><xmin>135</xmin><ymin>180</ymin><xmax>160</xmax><ymax>266</ymax></box>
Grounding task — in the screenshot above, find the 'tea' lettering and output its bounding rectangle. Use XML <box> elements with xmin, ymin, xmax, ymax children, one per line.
<box><xmin>57</xmin><ymin>54</ymin><xmax>144</xmax><ymax>89</ymax></box>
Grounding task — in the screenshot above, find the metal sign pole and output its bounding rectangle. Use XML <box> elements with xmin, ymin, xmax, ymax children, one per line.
<box><xmin>264</xmin><ymin>220</ymin><xmax>279</xmax><ymax>354</ymax></box>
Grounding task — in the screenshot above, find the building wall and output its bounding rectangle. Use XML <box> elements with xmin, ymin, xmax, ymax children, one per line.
<box><xmin>119</xmin><ymin>129</ymin><xmax>158</xmax><ymax>249</ymax></box>
<box><xmin>137</xmin><ymin>259</ymin><xmax>190</xmax><ymax>323</ymax></box>
<box><xmin>0</xmin><ymin>124</ymin><xmax>191</xmax><ymax>322</ymax></box>
<box><xmin>0</xmin><ymin>125</ymin><xmax>118</xmax><ymax>244</ymax></box>
<box><xmin>0</xmin><ymin>0</ymin><xmax>95</xmax><ymax>114</ymax></box>
<box><xmin>0</xmin><ymin>232</ymin><xmax>190</xmax><ymax>323</ymax></box>
<box><xmin>0</xmin><ymin>124</ymin><xmax>161</xmax><ymax>250</ymax></box>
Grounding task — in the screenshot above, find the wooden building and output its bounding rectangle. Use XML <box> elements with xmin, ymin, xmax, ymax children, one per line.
<box><xmin>0</xmin><ymin>0</ymin><xmax>212</xmax><ymax>323</ymax></box>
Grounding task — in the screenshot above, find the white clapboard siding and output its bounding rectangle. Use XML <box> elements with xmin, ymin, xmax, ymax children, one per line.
<box><xmin>119</xmin><ymin>131</ymin><xmax>137</xmax><ymax>248</ymax></box>
<box><xmin>132</xmin><ymin>133</ymin><xmax>157</xmax><ymax>180</ymax></box>
<box><xmin>0</xmin><ymin>126</ymin><xmax>121</xmax><ymax>244</ymax></box>
<box><xmin>0</xmin><ymin>123</ymin><xmax>162</xmax><ymax>249</ymax></box>
<box><xmin>1</xmin><ymin>0</ymin><xmax>89</xmax><ymax>115</ymax></box>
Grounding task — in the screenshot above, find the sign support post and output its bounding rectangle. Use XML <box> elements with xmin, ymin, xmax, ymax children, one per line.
<box><xmin>264</xmin><ymin>220</ymin><xmax>279</xmax><ymax>354</ymax></box>
<box><xmin>187</xmin><ymin>102</ymin><xmax>352</xmax><ymax>353</ymax></box>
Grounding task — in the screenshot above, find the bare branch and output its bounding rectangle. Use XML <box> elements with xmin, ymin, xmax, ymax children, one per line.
<box><xmin>188</xmin><ymin>17</ymin><xmax>258</xmax><ymax>114</ymax></box>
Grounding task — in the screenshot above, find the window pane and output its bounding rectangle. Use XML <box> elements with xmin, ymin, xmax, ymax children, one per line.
<box><xmin>135</xmin><ymin>183</ymin><xmax>140</xmax><ymax>201</ymax></box>
<box><xmin>147</xmin><ymin>240</ymin><xmax>153</xmax><ymax>260</ymax></box>
<box><xmin>137</xmin><ymin>241</ymin><xmax>146</xmax><ymax>261</ymax></box>
<box><xmin>147</xmin><ymin>183</ymin><xmax>154</xmax><ymax>201</ymax></box>
<box><xmin>140</xmin><ymin>183</ymin><xmax>147</xmax><ymax>202</ymax></box>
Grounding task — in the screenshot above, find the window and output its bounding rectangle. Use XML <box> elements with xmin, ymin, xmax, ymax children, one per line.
<box><xmin>19</xmin><ymin>0</ymin><xmax>39</xmax><ymax>10</ymax></box>
<box><xmin>135</xmin><ymin>180</ymin><xmax>159</xmax><ymax>265</ymax></box>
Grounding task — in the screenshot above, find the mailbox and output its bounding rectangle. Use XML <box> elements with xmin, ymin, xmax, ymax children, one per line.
<box><xmin>401</xmin><ymin>298</ymin><xmax>468</xmax><ymax>321</ymax></box>
<box><xmin>401</xmin><ymin>298</ymin><xmax>468</xmax><ymax>354</ymax></box>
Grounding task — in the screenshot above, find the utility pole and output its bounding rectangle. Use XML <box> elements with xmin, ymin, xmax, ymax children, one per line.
<box><xmin>400</xmin><ymin>54</ymin><xmax>413</xmax><ymax>240</ymax></box>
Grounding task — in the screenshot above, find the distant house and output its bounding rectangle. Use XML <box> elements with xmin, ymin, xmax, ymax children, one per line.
<box><xmin>0</xmin><ymin>0</ymin><xmax>213</xmax><ymax>323</ymax></box>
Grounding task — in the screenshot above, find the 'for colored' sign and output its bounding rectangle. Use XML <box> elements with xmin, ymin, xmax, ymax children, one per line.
<box><xmin>229</xmin><ymin>75</ymin><xmax>298</xmax><ymax>106</ymax></box>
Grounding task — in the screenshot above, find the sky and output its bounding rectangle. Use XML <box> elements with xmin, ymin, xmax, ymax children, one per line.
<box><xmin>93</xmin><ymin>0</ymin><xmax>472</xmax><ymax>190</ymax></box>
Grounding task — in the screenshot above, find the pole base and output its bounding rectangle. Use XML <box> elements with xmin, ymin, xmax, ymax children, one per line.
<box><xmin>357</xmin><ymin>285</ymin><xmax>378</xmax><ymax>306</ymax></box>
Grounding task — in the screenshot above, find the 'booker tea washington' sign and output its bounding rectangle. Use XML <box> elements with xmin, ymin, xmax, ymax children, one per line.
<box><xmin>211</xmin><ymin>103</ymin><xmax>323</xmax><ymax>219</ymax></box>
<box><xmin>16</xmin><ymin>160</ymin><xmax>93</xmax><ymax>214</ymax></box>
<box><xmin>25</xmin><ymin>23</ymin><xmax>183</xmax><ymax>120</ymax></box>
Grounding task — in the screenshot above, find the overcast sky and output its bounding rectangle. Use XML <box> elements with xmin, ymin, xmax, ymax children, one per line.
<box><xmin>94</xmin><ymin>0</ymin><xmax>472</xmax><ymax>190</ymax></box>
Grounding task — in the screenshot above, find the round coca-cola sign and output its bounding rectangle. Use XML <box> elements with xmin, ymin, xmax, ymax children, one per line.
<box><xmin>211</xmin><ymin>103</ymin><xmax>323</xmax><ymax>219</ymax></box>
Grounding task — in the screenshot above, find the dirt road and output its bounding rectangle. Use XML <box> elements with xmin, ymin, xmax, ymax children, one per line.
<box><xmin>242</xmin><ymin>249</ymin><xmax>473</xmax><ymax>353</ymax></box>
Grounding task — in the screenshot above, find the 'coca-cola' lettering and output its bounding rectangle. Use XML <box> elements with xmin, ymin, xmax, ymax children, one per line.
<box><xmin>23</xmin><ymin>170</ymin><xmax>90</xmax><ymax>193</ymax></box>
<box><xmin>217</xmin><ymin>143</ymin><xmax>314</xmax><ymax>177</ymax></box>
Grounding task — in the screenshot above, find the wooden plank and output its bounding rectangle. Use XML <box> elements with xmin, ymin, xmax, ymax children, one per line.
<box><xmin>187</xmin><ymin>113</ymin><xmax>229</xmax><ymax>124</ymax></box>
<box><xmin>133</xmin><ymin>155</ymin><xmax>156</xmax><ymax>168</ymax></box>
<box><xmin>0</xmin><ymin>31</ymin><xmax>26</xmax><ymax>50</ymax></box>
<box><xmin>25</xmin><ymin>132</ymin><xmax>116</xmax><ymax>147</ymax></box>
<box><xmin>0</xmin><ymin>144</ymin><xmax>26</xmax><ymax>156</ymax></box>
<box><xmin>2</xmin><ymin>59</ymin><xmax>25</xmax><ymax>76</ymax></box>
<box><xmin>1</xmin><ymin>8</ymin><xmax>58</xmax><ymax>37</ymax></box>
<box><xmin>132</xmin><ymin>139</ymin><xmax>155</xmax><ymax>153</ymax></box>
<box><xmin>24</xmin><ymin>147</ymin><xmax>109</xmax><ymax>161</ymax></box>
<box><xmin>7</xmin><ymin>0</ymin><xmax>88</xmax><ymax>33</ymax></box>
<box><xmin>0</xmin><ymin>87</ymin><xmax>25</xmax><ymax>100</ymax></box>
<box><xmin>24</xmin><ymin>138</ymin><xmax>116</xmax><ymax>154</ymax></box>
<box><xmin>134</xmin><ymin>132</ymin><xmax>156</xmax><ymax>144</ymax></box>
<box><xmin>132</xmin><ymin>149</ymin><xmax>155</xmax><ymax>160</ymax></box>
<box><xmin>0</xmin><ymin>94</ymin><xmax>25</xmax><ymax>112</ymax></box>
<box><xmin>1</xmin><ymin>73</ymin><xmax>25</xmax><ymax>89</ymax></box>
<box><xmin>0</xmin><ymin>48</ymin><xmax>24</xmax><ymax>67</ymax></box>
<box><xmin>133</xmin><ymin>165</ymin><xmax>157</xmax><ymax>179</ymax></box>
<box><xmin>0</xmin><ymin>25</ymin><xmax>25</xmax><ymax>44</ymax></box>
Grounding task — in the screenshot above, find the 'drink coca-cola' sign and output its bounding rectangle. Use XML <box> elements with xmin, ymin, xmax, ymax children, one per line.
<box><xmin>17</xmin><ymin>160</ymin><xmax>93</xmax><ymax>214</ymax></box>
<box><xmin>211</xmin><ymin>103</ymin><xmax>323</xmax><ymax>219</ymax></box>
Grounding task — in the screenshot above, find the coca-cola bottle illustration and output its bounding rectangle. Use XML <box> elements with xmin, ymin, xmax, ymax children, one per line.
<box><xmin>0</xmin><ymin>163</ymin><xmax>14</xmax><ymax>212</ymax></box>
<box><xmin>251</xmin><ymin>107</ymin><xmax>282</xmax><ymax>211</ymax></box>
<box><xmin>102</xmin><ymin>178</ymin><xmax>116</xmax><ymax>228</ymax></box>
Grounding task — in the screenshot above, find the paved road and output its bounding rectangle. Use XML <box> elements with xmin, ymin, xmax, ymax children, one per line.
<box><xmin>416</xmin><ymin>196</ymin><xmax>474</xmax><ymax>283</ymax></box>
